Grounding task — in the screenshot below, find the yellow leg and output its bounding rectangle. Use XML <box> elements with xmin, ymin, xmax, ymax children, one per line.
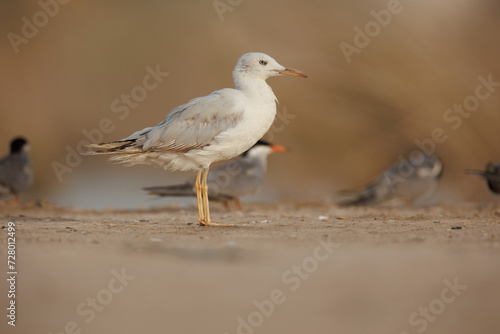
<box><xmin>199</xmin><ymin>168</ymin><xmax>234</xmax><ymax>227</ymax></box>
<box><xmin>195</xmin><ymin>170</ymin><xmax>205</xmax><ymax>224</ymax></box>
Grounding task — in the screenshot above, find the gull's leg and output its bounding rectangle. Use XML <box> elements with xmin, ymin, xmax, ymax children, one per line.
<box><xmin>199</xmin><ymin>168</ymin><xmax>234</xmax><ymax>227</ymax></box>
<box><xmin>195</xmin><ymin>170</ymin><xmax>205</xmax><ymax>224</ymax></box>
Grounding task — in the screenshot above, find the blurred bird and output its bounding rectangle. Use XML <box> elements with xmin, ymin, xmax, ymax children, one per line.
<box><xmin>465</xmin><ymin>162</ymin><xmax>500</xmax><ymax>194</ymax></box>
<box><xmin>86</xmin><ymin>52</ymin><xmax>306</xmax><ymax>226</ymax></box>
<box><xmin>0</xmin><ymin>137</ymin><xmax>33</xmax><ymax>202</ymax></box>
<box><xmin>338</xmin><ymin>153</ymin><xmax>443</xmax><ymax>206</ymax></box>
<box><xmin>143</xmin><ymin>140</ymin><xmax>286</xmax><ymax>211</ymax></box>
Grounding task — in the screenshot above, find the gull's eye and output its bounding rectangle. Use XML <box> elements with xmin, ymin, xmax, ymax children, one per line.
<box><xmin>259</xmin><ymin>60</ymin><xmax>268</xmax><ymax>66</ymax></box>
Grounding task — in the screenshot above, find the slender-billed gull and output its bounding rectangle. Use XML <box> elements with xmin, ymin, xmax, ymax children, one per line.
<box><xmin>87</xmin><ymin>52</ymin><xmax>306</xmax><ymax>225</ymax></box>
<box><xmin>143</xmin><ymin>140</ymin><xmax>286</xmax><ymax>211</ymax></box>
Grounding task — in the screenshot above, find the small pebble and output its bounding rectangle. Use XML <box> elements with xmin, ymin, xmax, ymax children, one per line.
<box><xmin>150</xmin><ymin>238</ymin><xmax>163</xmax><ymax>242</ymax></box>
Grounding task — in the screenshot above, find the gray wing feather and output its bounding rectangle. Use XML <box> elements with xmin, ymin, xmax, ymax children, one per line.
<box><xmin>466</xmin><ymin>169</ymin><xmax>500</xmax><ymax>182</ymax></box>
<box><xmin>91</xmin><ymin>90</ymin><xmax>244</xmax><ymax>155</ymax></box>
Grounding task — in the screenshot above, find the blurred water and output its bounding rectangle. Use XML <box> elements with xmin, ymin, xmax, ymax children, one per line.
<box><xmin>43</xmin><ymin>159</ymin><xmax>279</xmax><ymax>209</ymax></box>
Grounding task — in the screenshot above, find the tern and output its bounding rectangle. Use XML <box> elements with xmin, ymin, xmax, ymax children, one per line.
<box><xmin>0</xmin><ymin>137</ymin><xmax>33</xmax><ymax>202</ymax></box>
<box><xmin>87</xmin><ymin>52</ymin><xmax>306</xmax><ymax>226</ymax></box>
<box><xmin>338</xmin><ymin>153</ymin><xmax>443</xmax><ymax>206</ymax></box>
<box><xmin>465</xmin><ymin>162</ymin><xmax>500</xmax><ymax>194</ymax></box>
<box><xmin>143</xmin><ymin>140</ymin><xmax>286</xmax><ymax>211</ymax></box>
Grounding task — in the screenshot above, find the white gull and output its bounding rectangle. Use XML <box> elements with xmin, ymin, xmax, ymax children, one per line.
<box><xmin>87</xmin><ymin>52</ymin><xmax>306</xmax><ymax>226</ymax></box>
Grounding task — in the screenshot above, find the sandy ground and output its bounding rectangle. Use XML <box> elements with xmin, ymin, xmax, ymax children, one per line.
<box><xmin>1</xmin><ymin>200</ymin><xmax>500</xmax><ymax>334</ymax></box>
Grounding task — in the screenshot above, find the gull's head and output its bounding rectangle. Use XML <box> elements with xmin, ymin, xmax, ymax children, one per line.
<box><xmin>234</xmin><ymin>52</ymin><xmax>307</xmax><ymax>82</ymax></box>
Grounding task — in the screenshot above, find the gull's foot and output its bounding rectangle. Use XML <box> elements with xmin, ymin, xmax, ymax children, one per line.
<box><xmin>198</xmin><ymin>220</ymin><xmax>235</xmax><ymax>227</ymax></box>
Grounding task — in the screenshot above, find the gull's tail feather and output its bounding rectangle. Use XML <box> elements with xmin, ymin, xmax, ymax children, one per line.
<box><xmin>85</xmin><ymin>140</ymin><xmax>139</xmax><ymax>155</ymax></box>
<box><xmin>85</xmin><ymin>140</ymin><xmax>156</xmax><ymax>167</ymax></box>
<box><xmin>143</xmin><ymin>184</ymin><xmax>196</xmax><ymax>197</ymax></box>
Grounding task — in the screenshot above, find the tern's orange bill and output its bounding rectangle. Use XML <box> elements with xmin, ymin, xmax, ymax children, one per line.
<box><xmin>270</xmin><ymin>145</ymin><xmax>287</xmax><ymax>153</ymax></box>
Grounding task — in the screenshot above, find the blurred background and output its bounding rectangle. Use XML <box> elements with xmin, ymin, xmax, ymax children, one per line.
<box><xmin>1</xmin><ymin>0</ymin><xmax>499</xmax><ymax>208</ymax></box>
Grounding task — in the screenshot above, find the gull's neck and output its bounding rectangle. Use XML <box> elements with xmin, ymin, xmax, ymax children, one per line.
<box><xmin>233</xmin><ymin>73</ymin><xmax>277</xmax><ymax>103</ymax></box>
